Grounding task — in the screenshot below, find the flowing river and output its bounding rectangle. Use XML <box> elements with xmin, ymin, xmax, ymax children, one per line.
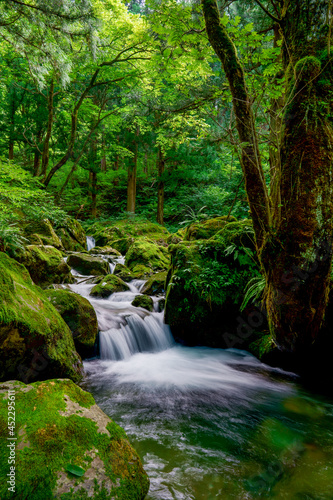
<box><xmin>69</xmin><ymin>247</ymin><xmax>333</xmax><ymax>500</ymax></box>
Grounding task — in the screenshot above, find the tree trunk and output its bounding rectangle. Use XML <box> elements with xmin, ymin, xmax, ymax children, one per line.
<box><xmin>41</xmin><ymin>79</ymin><xmax>54</xmax><ymax>180</ymax></box>
<box><xmin>202</xmin><ymin>0</ymin><xmax>333</xmax><ymax>353</ymax></box>
<box><xmin>91</xmin><ymin>170</ymin><xmax>97</xmax><ymax>218</ymax></box>
<box><xmin>261</xmin><ymin>1</ymin><xmax>333</xmax><ymax>352</ymax></box>
<box><xmin>126</xmin><ymin>128</ymin><xmax>139</xmax><ymax>214</ymax></box>
<box><xmin>157</xmin><ymin>146</ymin><xmax>165</xmax><ymax>225</ymax></box>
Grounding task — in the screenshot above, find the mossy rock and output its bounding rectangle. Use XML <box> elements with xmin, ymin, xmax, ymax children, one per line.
<box><xmin>55</xmin><ymin>218</ymin><xmax>86</xmax><ymax>252</ymax></box>
<box><xmin>17</xmin><ymin>245</ymin><xmax>73</xmax><ymax>287</ymax></box>
<box><xmin>91</xmin><ymin>219</ymin><xmax>170</xmax><ymax>252</ymax></box>
<box><xmin>67</xmin><ymin>253</ymin><xmax>109</xmax><ymax>276</ymax></box>
<box><xmin>24</xmin><ymin>218</ymin><xmax>63</xmax><ymax>250</ymax></box>
<box><xmin>141</xmin><ymin>272</ymin><xmax>167</xmax><ymax>296</ymax></box>
<box><xmin>46</xmin><ymin>289</ymin><xmax>98</xmax><ymax>359</ymax></box>
<box><xmin>164</xmin><ymin>219</ymin><xmax>262</xmax><ymax>348</ymax></box>
<box><xmin>0</xmin><ymin>252</ymin><xmax>83</xmax><ymax>383</ymax></box>
<box><xmin>184</xmin><ymin>215</ymin><xmax>237</xmax><ymax>241</ymax></box>
<box><xmin>113</xmin><ymin>264</ymin><xmax>135</xmax><ymax>282</ymax></box>
<box><xmin>125</xmin><ymin>238</ymin><xmax>170</xmax><ymax>273</ymax></box>
<box><xmin>131</xmin><ymin>264</ymin><xmax>154</xmax><ymax>279</ymax></box>
<box><xmin>88</xmin><ymin>246</ymin><xmax>121</xmax><ymax>257</ymax></box>
<box><xmin>90</xmin><ymin>275</ymin><xmax>129</xmax><ymax>298</ymax></box>
<box><xmin>131</xmin><ymin>295</ymin><xmax>154</xmax><ymax>312</ymax></box>
<box><xmin>0</xmin><ymin>379</ymin><xmax>150</xmax><ymax>499</ymax></box>
<box><xmin>167</xmin><ymin>228</ymin><xmax>186</xmax><ymax>245</ymax></box>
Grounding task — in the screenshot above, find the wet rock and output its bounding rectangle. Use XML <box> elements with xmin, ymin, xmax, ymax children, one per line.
<box><xmin>67</xmin><ymin>253</ymin><xmax>109</xmax><ymax>276</ymax></box>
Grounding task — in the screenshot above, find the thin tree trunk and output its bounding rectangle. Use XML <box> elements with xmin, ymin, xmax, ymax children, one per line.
<box><xmin>126</xmin><ymin>127</ymin><xmax>139</xmax><ymax>214</ymax></box>
<box><xmin>157</xmin><ymin>146</ymin><xmax>165</xmax><ymax>225</ymax></box>
<box><xmin>91</xmin><ymin>170</ymin><xmax>97</xmax><ymax>218</ymax></box>
<box><xmin>41</xmin><ymin>79</ymin><xmax>54</xmax><ymax>180</ymax></box>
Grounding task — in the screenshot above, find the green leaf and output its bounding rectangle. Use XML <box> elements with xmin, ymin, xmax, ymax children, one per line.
<box><xmin>65</xmin><ymin>464</ymin><xmax>85</xmax><ymax>477</ymax></box>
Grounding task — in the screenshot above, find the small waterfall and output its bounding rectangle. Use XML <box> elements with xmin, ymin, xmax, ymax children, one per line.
<box><xmin>86</xmin><ymin>236</ymin><xmax>96</xmax><ymax>251</ymax></box>
<box><xmin>100</xmin><ymin>313</ymin><xmax>174</xmax><ymax>360</ymax></box>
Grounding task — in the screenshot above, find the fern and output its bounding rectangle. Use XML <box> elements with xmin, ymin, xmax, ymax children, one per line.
<box><xmin>241</xmin><ymin>276</ymin><xmax>266</xmax><ymax>311</ymax></box>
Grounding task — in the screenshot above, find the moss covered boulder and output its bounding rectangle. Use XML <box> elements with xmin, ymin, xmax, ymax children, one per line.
<box><xmin>131</xmin><ymin>295</ymin><xmax>154</xmax><ymax>312</ymax></box>
<box><xmin>24</xmin><ymin>218</ymin><xmax>63</xmax><ymax>250</ymax></box>
<box><xmin>184</xmin><ymin>215</ymin><xmax>237</xmax><ymax>241</ymax></box>
<box><xmin>125</xmin><ymin>238</ymin><xmax>170</xmax><ymax>274</ymax></box>
<box><xmin>46</xmin><ymin>289</ymin><xmax>98</xmax><ymax>359</ymax></box>
<box><xmin>0</xmin><ymin>379</ymin><xmax>150</xmax><ymax>499</ymax></box>
<box><xmin>90</xmin><ymin>275</ymin><xmax>129</xmax><ymax>298</ymax></box>
<box><xmin>67</xmin><ymin>253</ymin><xmax>109</xmax><ymax>276</ymax></box>
<box><xmin>89</xmin><ymin>246</ymin><xmax>121</xmax><ymax>257</ymax></box>
<box><xmin>141</xmin><ymin>271</ymin><xmax>167</xmax><ymax>296</ymax></box>
<box><xmin>113</xmin><ymin>263</ymin><xmax>135</xmax><ymax>282</ymax></box>
<box><xmin>0</xmin><ymin>252</ymin><xmax>83</xmax><ymax>383</ymax></box>
<box><xmin>91</xmin><ymin>219</ymin><xmax>170</xmax><ymax>252</ymax></box>
<box><xmin>18</xmin><ymin>245</ymin><xmax>73</xmax><ymax>287</ymax></box>
<box><xmin>164</xmin><ymin>219</ymin><xmax>262</xmax><ymax>348</ymax></box>
<box><xmin>56</xmin><ymin>218</ymin><xmax>87</xmax><ymax>252</ymax></box>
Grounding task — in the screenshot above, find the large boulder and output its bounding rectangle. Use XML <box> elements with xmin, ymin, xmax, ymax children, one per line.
<box><xmin>184</xmin><ymin>215</ymin><xmax>237</xmax><ymax>241</ymax></box>
<box><xmin>88</xmin><ymin>246</ymin><xmax>121</xmax><ymax>257</ymax></box>
<box><xmin>125</xmin><ymin>238</ymin><xmax>170</xmax><ymax>274</ymax></box>
<box><xmin>17</xmin><ymin>245</ymin><xmax>73</xmax><ymax>287</ymax></box>
<box><xmin>67</xmin><ymin>253</ymin><xmax>109</xmax><ymax>276</ymax></box>
<box><xmin>0</xmin><ymin>379</ymin><xmax>150</xmax><ymax>499</ymax></box>
<box><xmin>55</xmin><ymin>218</ymin><xmax>87</xmax><ymax>252</ymax></box>
<box><xmin>141</xmin><ymin>271</ymin><xmax>167</xmax><ymax>296</ymax></box>
<box><xmin>164</xmin><ymin>219</ymin><xmax>262</xmax><ymax>348</ymax></box>
<box><xmin>90</xmin><ymin>275</ymin><xmax>129</xmax><ymax>298</ymax></box>
<box><xmin>131</xmin><ymin>295</ymin><xmax>154</xmax><ymax>312</ymax></box>
<box><xmin>0</xmin><ymin>252</ymin><xmax>83</xmax><ymax>383</ymax></box>
<box><xmin>46</xmin><ymin>289</ymin><xmax>98</xmax><ymax>358</ymax></box>
<box><xmin>24</xmin><ymin>218</ymin><xmax>63</xmax><ymax>250</ymax></box>
<box><xmin>113</xmin><ymin>263</ymin><xmax>135</xmax><ymax>282</ymax></box>
<box><xmin>91</xmin><ymin>219</ymin><xmax>170</xmax><ymax>252</ymax></box>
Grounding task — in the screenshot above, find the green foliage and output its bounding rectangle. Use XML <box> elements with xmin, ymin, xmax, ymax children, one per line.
<box><xmin>241</xmin><ymin>276</ymin><xmax>266</xmax><ymax>311</ymax></box>
<box><xmin>0</xmin><ymin>222</ymin><xmax>28</xmax><ymax>256</ymax></box>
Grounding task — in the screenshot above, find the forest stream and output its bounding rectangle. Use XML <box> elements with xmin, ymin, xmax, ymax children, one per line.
<box><xmin>65</xmin><ymin>240</ymin><xmax>333</xmax><ymax>500</ymax></box>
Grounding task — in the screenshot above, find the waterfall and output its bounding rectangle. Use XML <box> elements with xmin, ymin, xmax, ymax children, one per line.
<box><xmin>86</xmin><ymin>236</ymin><xmax>96</xmax><ymax>251</ymax></box>
<box><xmin>100</xmin><ymin>313</ymin><xmax>174</xmax><ymax>361</ymax></box>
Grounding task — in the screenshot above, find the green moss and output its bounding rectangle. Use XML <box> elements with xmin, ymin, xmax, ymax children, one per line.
<box><xmin>0</xmin><ymin>252</ymin><xmax>83</xmax><ymax>383</ymax></box>
<box><xmin>164</xmin><ymin>219</ymin><xmax>260</xmax><ymax>348</ymax></box>
<box><xmin>125</xmin><ymin>238</ymin><xmax>170</xmax><ymax>273</ymax></box>
<box><xmin>17</xmin><ymin>244</ymin><xmax>73</xmax><ymax>287</ymax></box>
<box><xmin>24</xmin><ymin>219</ymin><xmax>63</xmax><ymax>250</ymax></box>
<box><xmin>294</xmin><ymin>56</ymin><xmax>321</xmax><ymax>82</ymax></box>
<box><xmin>90</xmin><ymin>275</ymin><xmax>129</xmax><ymax>298</ymax></box>
<box><xmin>0</xmin><ymin>379</ymin><xmax>149</xmax><ymax>499</ymax></box>
<box><xmin>89</xmin><ymin>246</ymin><xmax>121</xmax><ymax>257</ymax></box>
<box><xmin>67</xmin><ymin>254</ymin><xmax>109</xmax><ymax>276</ymax></box>
<box><xmin>141</xmin><ymin>271</ymin><xmax>167</xmax><ymax>295</ymax></box>
<box><xmin>185</xmin><ymin>216</ymin><xmax>237</xmax><ymax>240</ymax></box>
<box><xmin>131</xmin><ymin>295</ymin><xmax>154</xmax><ymax>312</ymax></box>
<box><xmin>113</xmin><ymin>264</ymin><xmax>135</xmax><ymax>282</ymax></box>
<box><xmin>46</xmin><ymin>289</ymin><xmax>98</xmax><ymax>358</ymax></box>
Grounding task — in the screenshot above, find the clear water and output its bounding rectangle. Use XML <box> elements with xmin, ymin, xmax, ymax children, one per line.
<box><xmin>69</xmin><ymin>274</ymin><xmax>333</xmax><ymax>499</ymax></box>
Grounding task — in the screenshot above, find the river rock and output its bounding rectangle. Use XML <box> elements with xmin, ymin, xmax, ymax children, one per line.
<box><xmin>17</xmin><ymin>244</ymin><xmax>73</xmax><ymax>287</ymax></box>
<box><xmin>141</xmin><ymin>271</ymin><xmax>167</xmax><ymax>295</ymax></box>
<box><xmin>46</xmin><ymin>289</ymin><xmax>98</xmax><ymax>358</ymax></box>
<box><xmin>131</xmin><ymin>295</ymin><xmax>154</xmax><ymax>312</ymax></box>
<box><xmin>24</xmin><ymin>218</ymin><xmax>63</xmax><ymax>249</ymax></box>
<box><xmin>113</xmin><ymin>263</ymin><xmax>135</xmax><ymax>282</ymax></box>
<box><xmin>88</xmin><ymin>245</ymin><xmax>121</xmax><ymax>256</ymax></box>
<box><xmin>164</xmin><ymin>219</ymin><xmax>262</xmax><ymax>348</ymax></box>
<box><xmin>90</xmin><ymin>275</ymin><xmax>129</xmax><ymax>298</ymax></box>
<box><xmin>0</xmin><ymin>379</ymin><xmax>150</xmax><ymax>499</ymax></box>
<box><xmin>0</xmin><ymin>252</ymin><xmax>83</xmax><ymax>383</ymax></box>
<box><xmin>55</xmin><ymin>217</ymin><xmax>87</xmax><ymax>252</ymax></box>
<box><xmin>67</xmin><ymin>253</ymin><xmax>109</xmax><ymax>276</ymax></box>
<box><xmin>125</xmin><ymin>238</ymin><xmax>170</xmax><ymax>274</ymax></box>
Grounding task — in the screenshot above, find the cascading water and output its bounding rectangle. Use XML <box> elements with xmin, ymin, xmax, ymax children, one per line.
<box><xmin>67</xmin><ymin>258</ymin><xmax>333</xmax><ymax>500</ymax></box>
<box><xmin>86</xmin><ymin>235</ymin><xmax>95</xmax><ymax>251</ymax></box>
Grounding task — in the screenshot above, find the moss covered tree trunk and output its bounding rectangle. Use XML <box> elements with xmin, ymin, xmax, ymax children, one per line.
<box><xmin>127</xmin><ymin>127</ymin><xmax>139</xmax><ymax>214</ymax></box>
<box><xmin>202</xmin><ymin>0</ymin><xmax>333</xmax><ymax>353</ymax></box>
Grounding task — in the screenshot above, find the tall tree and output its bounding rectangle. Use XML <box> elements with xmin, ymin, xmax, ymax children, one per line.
<box><xmin>201</xmin><ymin>0</ymin><xmax>333</xmax><ymax>353</ymax></box>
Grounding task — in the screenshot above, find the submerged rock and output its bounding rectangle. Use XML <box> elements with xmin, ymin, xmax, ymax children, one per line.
<box><xmin>67</xmin><ymin>253</ymin><xmax>109</xmax><ymax>276</ymax></box>
<box><xmin>0</xmin><ymin>252</ymin><xmax>83</xmax><ymax>383</ymax></box>
<box><xmin>17</xmin><ymin>244</ymin><xmax>73</xmax><ymax>287</ymax></box>
<box><xmin>90</xmin><ymin>275</ymin><xmax>129</xmax><ymax>298</ymax></box>
<box><xmin>46</xmin><ymin>289</ymin><xmax>98</xmax><ymax>358</ymax></box>
<box><xmin>131</xmin><ymin>295</ymin><xmax>154</xmax><ymax>312</ymax></box>
<box><xmin>0</xmin><ymin>379</ymin><xmax>150</xmax><ymax>499</ymax></box>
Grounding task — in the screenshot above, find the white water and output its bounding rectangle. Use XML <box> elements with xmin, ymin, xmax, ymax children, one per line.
<box><xmin>86</xmin><ymin>235</ymin><xmax>96</xmax><ymax>251</ymax></box>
